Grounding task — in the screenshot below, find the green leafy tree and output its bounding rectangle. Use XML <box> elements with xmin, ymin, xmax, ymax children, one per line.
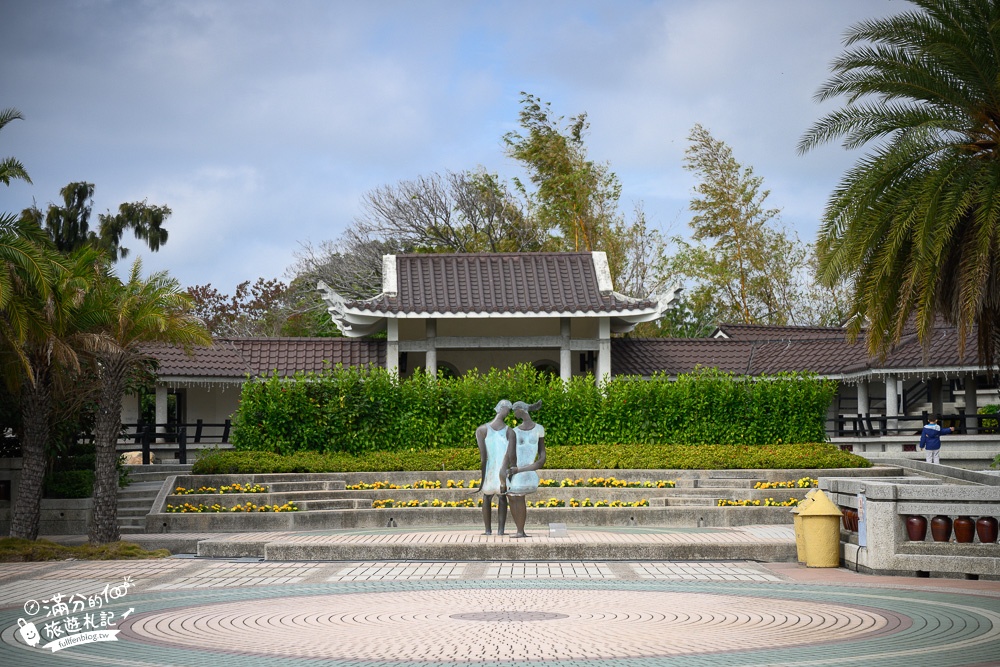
<box><xmin>86</xmin><ymin>259</ymin><xmax>211</xmax><ymax>544</ymax></box>
<box><xmin>662</xmin><ymin>124</ymin><xmax>813</xmax><ymax>327</ymax></box>
<box><xmin>502</xmin><ymin>93</ymin><xmax>663</xmax><ymax>297</ymax></box>
<box><xmin>799</xmin><ymin>0</ymin><xmax>1000</xmax><ymax>360</ymax></box>
<box><xmin>22</xmin><ymin>182</ymin><xmax>171</xmax><ymax>261</ymax></box>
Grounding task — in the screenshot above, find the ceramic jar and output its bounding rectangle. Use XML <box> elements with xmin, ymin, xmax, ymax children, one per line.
<box><xmin>954</xmin><ymin>516</ymin><xmax>975</xmax><ymax>543</ymax></box>
<box><xmin>905</xmin><ymin>515</ymin><xmax>928</xmax><ymax>541</ymax></box>
<box><xmin>976</xmin><ymin>516</ymin><xmax>998</xmax><ymax>544</ymax></box>
<box><xmin>930</xmin><ymin>515</ymin><xmax>953</xmax><ymax>542</ymax></box>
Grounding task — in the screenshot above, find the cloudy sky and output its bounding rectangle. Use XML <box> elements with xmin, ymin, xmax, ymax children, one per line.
<box><xmin>0</xmin><ymin>0</ymin><xmax>901</xmax><ymax>292</ymax></box>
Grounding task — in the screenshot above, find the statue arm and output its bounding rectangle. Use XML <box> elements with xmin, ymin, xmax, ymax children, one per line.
<box><xmin>500</xmin><ymin>429</ymin><xmax>516</xmax><ymax>491</ymax></box>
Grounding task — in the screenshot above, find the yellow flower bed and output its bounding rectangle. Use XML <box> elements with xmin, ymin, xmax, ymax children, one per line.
<box><xmin>348</xmin><ymin>479</ymin><xmax>481</xmax><ymax>490</ymax></box>
<box><xmin>173</xmin><ymin>483</ymin><xmax>269</xmax><ymax>495</ymax></box>
<box><xmin>539</xmin><ymin>477</ymin><xmax>675</xmax><ymax>488</ymax></box>
<box><xmin>166</xmin><ymin>501</ymin><xmax>298</xmax><ymax>513</ymax></box>
<box><xmin>717</xmin><ymin>497</ymin><xmax>801</xmax><ymax>507</ymax></box>
<box><xmin>371</xmin><ymin>497</ymin><xmax>650</xmax><ymax>509</ymax></box>
<box><xmin>752</xmin><ymin>477</ymin><xmax>817</xmax><ymax>490</ymax></box>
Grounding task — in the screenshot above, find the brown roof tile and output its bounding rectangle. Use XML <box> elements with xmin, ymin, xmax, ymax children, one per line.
<box><xmin>712</xmin><ymin>323</ymin><xmax>847</xmax><ymax>340</ymax></box>
<box><xmin>142</xmin><ymin>339</ymin><xmax>385</xmax><ymax>379</ymax></box>
<box><xmin>614</xmin><ymin>325</ymin><xmax>984</xmax><ymax>377</ymax></box>
<box><xmin>349</xmin><ymin>253</ymin><xmax>656</xmax><ymax>315</ymax></box>
<box><xmin>138</xmin><ymin>341</ymin><xmax>252</xmax><ymax>377</ymax></box>
<box><xmin>226</xmin><ymin>338</ymin><xmax>385</xmax><ymax>377</ymax></box>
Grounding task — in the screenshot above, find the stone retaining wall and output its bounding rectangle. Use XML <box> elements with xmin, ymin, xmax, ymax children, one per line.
<box><xmin>822</xmin><ymin>465</ymin><xmax>1000</xmax><ymax>578</ymax></box>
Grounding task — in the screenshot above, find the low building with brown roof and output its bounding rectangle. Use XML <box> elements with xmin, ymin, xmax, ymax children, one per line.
<box><xmin>134</xmin><ymin>252</ymin><xmax>994</xmax><ymax>456</ymax></box>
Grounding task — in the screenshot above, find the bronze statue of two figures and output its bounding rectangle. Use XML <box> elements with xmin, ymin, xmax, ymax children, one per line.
<box><xmin>475</xmin><ymin>400</ymin><xmax>547</xmax><ymax>538</ymax></box>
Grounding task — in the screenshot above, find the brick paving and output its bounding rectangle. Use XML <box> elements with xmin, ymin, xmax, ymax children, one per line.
<box><xmin>1</xmin><ymin>553</ymin><xmax>999</xmax><ymax>666</ymax></box>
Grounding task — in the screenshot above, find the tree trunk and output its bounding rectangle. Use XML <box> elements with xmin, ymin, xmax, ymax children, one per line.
<box><xmin>89</xmin><ymin>357</ymin><xmax>128</xmax><ymax>544</ymax></box>
<box><xmin>10</xmin><ymin>378</ymin><xmax>51</xmax><ymax>540</ymax></box>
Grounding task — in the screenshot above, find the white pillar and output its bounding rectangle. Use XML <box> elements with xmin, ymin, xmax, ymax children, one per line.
<box><xmin>121</xmin><ymin>393</ymin><xmax>139</xmax><ymax>425</ymax></box>
<box><xmin>559</xmin><ymin>318</ymin><xmax>572</xmax><ymax>382</ymax></box>
<box><xmin>386</xmin><ymin>319</ymin><xmax>399</xmax><ymax>377</ymax></box>
<box><xmin>425</xmin><ymin>319</ymin><xmax>437</xmax><ymax>378</ymax></box>
<box><xmin>885</xmin><ymin>375</ymin><xmax>898</xmax><ymax>433</ymax></box>
<box><xmin>965</xmin><ymin>374</ymin><xmax>978</xmax><ymax>434</ymax></box>
<box><xmin>597</xmin><ymin>317</ymin><xmax>611</xmax><ymax>386</ymax></box>
<box><xmin>155</xmin><ymin>385</ymin><xmax>168</xmax><ymax>442</ymax></box>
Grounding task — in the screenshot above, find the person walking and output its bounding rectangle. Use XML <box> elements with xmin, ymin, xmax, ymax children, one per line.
<box><xmin>919</xmin><ymin>416</ymin><xmax>954</xmax><ymax>464</ymax></box>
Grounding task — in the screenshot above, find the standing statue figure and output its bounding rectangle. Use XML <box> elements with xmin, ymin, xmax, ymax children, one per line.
<box><xmin>504</xmin><ymin>400</ymin><xmax>546</xmax><ymax>538</ymax></box>
<box><xmin>475</xmin><ymin>400</ymin><xmax>515</xmax><ymax>535</ymax></box>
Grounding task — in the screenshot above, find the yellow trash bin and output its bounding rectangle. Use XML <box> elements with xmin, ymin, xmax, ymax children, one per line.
<box><xmin>799</xmin><ymin>489</ymin><xmax>842</xmax><ymax>568</ymax></box>
<box><xmin>792</xmin><ymin>489</ymin><xmax>819</xmax><ymax>564</ymax></box>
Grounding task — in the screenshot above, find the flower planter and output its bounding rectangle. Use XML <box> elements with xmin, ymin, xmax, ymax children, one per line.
<box><xmin>976</xmin><ymin>516</ymin><xmax>998</xmax><ymax>544</ymax></box>
<box><xmin>954</xmin><ymin>516</ymin><xmax>975</xmax><ymax>543</ymax></box>
<box><xmin>930</xmin><ymin>515</ymin><xmax>953</xmax><ymax>542</ymax></box>
<box><xmin>905</xmin><ymin>515</ymin><xmax>927</xmax><ymax>541</ymax></box>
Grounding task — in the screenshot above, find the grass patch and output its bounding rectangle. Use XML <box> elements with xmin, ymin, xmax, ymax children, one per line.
<box><xmin>0</xmin><ymin>538</ymin><xmax>170</xmax><ymax>562</ymax></box>
<box><xmin>193</xmin><ymin>442</ymin><xmax>870</xmax><ymax>475</ymax></box>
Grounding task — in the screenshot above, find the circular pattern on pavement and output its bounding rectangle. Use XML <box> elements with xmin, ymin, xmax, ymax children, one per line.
<box><xmin>122</xmin><ymin>588</ymin><xmax>898</xmax><ymax>662</ymax></box>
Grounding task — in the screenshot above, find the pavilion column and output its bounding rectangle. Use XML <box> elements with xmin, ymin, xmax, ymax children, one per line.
<box><xmin>596</xmin><ymin>317</ymin><xmax>611</xmax><ymax>386</ymax></box>
<box><xmin>425</xmin><ymin>318</ymin><xmax>437</xmax><ymax>378</ymax></box>
<box><xmin>857</xmin><ymin>381</ymin><xmax>869</xmax><ymax>435</ymax></box>
<box><xmin>885</xmin><ymin>375</ymin><xmax>899</xmax><ymax>434</ymax></box>
<box><xmin>155</xmin><ymin>385</ymin><xmax>168</xmax><ymax>442</ymax></box>
<box><xmin>386</xmin><ymin>319</ymin><xmax>399</xmax><ymax>377</ymax></box>
<box><xmin>965</xmin><ymin>373</ymin><xmax>978</xmax><ymax>434</ymax></box>
<box><xmin>559</xmin><ymin>318</ymin><xmax>572</xmax><ymax>382</ymax></box>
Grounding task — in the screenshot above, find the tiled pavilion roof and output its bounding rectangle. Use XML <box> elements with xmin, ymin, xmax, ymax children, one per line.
<box><xmin>346</xmin><ymin>252</ymin><xmax>658</xmax><ymax>315</ymax></box>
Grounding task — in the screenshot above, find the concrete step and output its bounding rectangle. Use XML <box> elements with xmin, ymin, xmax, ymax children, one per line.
<box><xmin>695</xmin><ymin>479</ymin><xmax>762</xmax><ymax>489</ymax></box>
<box><xmin>650</xmin><ymin>497</ymin><xmax>719</xmax><ymax>507</ymax></box>
<box><xmin>297</xmin><ymin>499</ymin><xmax>371</xmax><ymax>511</ymax></box>
<box><xmin>193</xmin><ymin>532</ymin><xmax>796</xmax><ymax>562</ymax></box>
<box><xmin>126</xmin><ymin>470</ymin><xmax>190</xmax><ymax>484</ymax></box>
<box><xmin>268</xmin><ymin>481</ymin><xmax>347</xmax><ymax>492</ymax></box>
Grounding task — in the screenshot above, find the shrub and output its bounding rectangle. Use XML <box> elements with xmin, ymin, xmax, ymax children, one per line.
<box><xmin>231</xmin><ymin>365</ymin><xmax>837</xmax><ymax>454</ymax></box>
<box><xmin>43</xmin><ymin>470</ymin><xmax>94</xmax><ymax>499</ymax></box>
<box><xmin>193</xmin><ymin>442</ymin><xmax>870</xmax><ymax>475</ymax></box>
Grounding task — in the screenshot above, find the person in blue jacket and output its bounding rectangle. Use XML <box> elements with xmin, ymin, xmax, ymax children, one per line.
<box><xmin>919</xmin><ymin>416</ymin><xmax>954</xmax><ymax>464</ymax></box>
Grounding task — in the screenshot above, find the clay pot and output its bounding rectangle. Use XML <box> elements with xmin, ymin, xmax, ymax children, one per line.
<box><xmin>905</xmin><ymin>515</ymin><xmax>928</xmax><ymax>541</ymax></box>
<box><xmin>848</xmin><ymin>509</ymin><xmax>859</xmax><ymax>532</ymax></box>
<box><xmin>976</xmin><ymin>516</ymin><xmax>999</xmax><ymax>544</ymax></box>
<box><xmin>930</xmin><ymin>515</ymin><xmax>953</xmax><ymax>542</ymax></box>
<box><xmin>954</xmin><ymin>516</ymin><xmax>975</xmax><ymax>543</ymax></box>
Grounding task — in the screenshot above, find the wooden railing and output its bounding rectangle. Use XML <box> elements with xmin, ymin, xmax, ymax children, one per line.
<box><xmin>116</xmin><ymin>420</ymin><xmax>233</xmax><ymax>465</ymax></box>
<box><xmin>826</xmin><ymin>411</ymin><xmax>994</xmax><ymax>438</ymax></box>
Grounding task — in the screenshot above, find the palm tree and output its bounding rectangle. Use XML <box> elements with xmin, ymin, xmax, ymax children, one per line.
<box><xmin>87</xmin><ymin>259</ymin><xmax>210</xmax><ymax>544</ymax></box>
<box><xmin>0</xmin><ymin>107</ymin><xmax>30</xmax><ymax>187</ymax></box>
<box><xmin>4</xmin><ymin>248</ymin><xmax>100</xmax><ymax>539</ymax></box>
<box><xmin>799</xmin><ymin>0</ymin><xmax>1000</xmax><ymax>364</ymax></box>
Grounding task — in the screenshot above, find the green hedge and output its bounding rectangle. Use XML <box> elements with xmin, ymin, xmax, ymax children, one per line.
<box><xmin>231</xmin><ymin>365</ymin><xmax>837</xmax><ymax>454</ymax></box>
<box><xmin>194</xmin><ymin>442</ymin><xmax>869</xmax><ymax>475</ymax></box>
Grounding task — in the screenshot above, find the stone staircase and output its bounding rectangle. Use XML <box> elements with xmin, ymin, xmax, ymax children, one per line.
<box><xmin>118</xmin><ymin>464</ymin><xmax>192</xmax><ymax>534</ymax></box>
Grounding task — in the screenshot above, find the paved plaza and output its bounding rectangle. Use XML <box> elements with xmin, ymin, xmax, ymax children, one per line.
<box><xmin>1</xmin><ymin>531</ymin><xmax>999</xmax><ymax>667</ymax></box>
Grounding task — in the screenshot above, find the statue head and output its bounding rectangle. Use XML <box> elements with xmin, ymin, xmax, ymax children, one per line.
<box><xmin>512</xmin><ymin>400</ymin><xmax>542</xmax><ymax>418</ymax></box>
<box><xmin>494</xmin><ymin>399</ymin><xmax>513</xmax><ymax>415</ymax></box>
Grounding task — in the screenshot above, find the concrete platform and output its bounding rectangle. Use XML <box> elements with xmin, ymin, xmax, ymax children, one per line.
<box><xmin>192</xmin><ymin>524</ymin><xmax>799</xmax><ymax>562</ymax></box>
<box><xmin>1</xmin><ymin>556</ymin><xmax>998</xmax><ymax>666</ymax></box>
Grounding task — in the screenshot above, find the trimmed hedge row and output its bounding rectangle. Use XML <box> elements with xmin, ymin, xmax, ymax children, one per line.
<box><xmin>192</xmin><ymin>442</ymin><xmax>870</xmax><ymax>475</ymax></box>
<box><xmin>232</xmin><ymin>365</ymin><xmax>837</xmax><ymax>455</ymax></box>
